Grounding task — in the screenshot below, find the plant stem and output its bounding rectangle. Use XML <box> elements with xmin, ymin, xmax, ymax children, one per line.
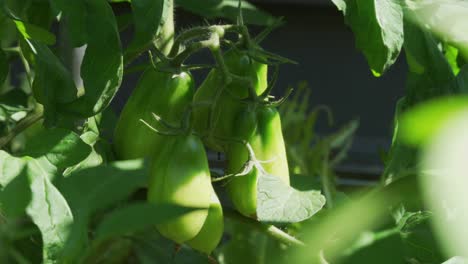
<box><xmin>169</xmin><ymin>25</ymin><xmax>239</xmax><ymax>58</ymax></box>
<box><xmin>224</xmin><ymin>209</ymin><xmax>305</xmax><ymax>247</ymax></box>
<box><xmin>321</xmin><ymin>149</ymin><xmax>334</xmax><ymax>209</ymax></box>
<box><xmin>0</xmin><ymin>111</ymin><xmax>43</xmax><ymax>149</ymax></box>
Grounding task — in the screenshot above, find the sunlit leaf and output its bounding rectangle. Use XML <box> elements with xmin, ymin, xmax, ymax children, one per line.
<box><xmin>256</xmin><ymin>173</ymin><xmax>325</xmax><ymax>223</ymax></box>
<box><xmin>332</xmin><ymin>0</ymin><xmax>404</xmax><ymax>76</ymax></box>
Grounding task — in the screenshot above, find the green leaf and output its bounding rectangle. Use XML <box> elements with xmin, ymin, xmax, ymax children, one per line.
<box><xmin>56</xmin><ymin>159</ymin><xmax>148</xmax><ymax>260</ymax></box>
<box><xmin>0</xmin><ymin>151</ymin><xmax>74</xmax><ymax>263</ymax></box>
<box><xmin>49</xmin><ymin>0</ymin><xmax>87</xmax><ymax>46</ymax></box>
<box><xmin>333</xmin><ymin>0</ymin><xmax>404</xmax><ymax>76</ymax></box>
<box><xmin>94</xmin><ymin>202</ymin><xmax>197</xmax><ymax>241</ymax></box>
<box><xmin>404</xmin><ymin>0</ymin><xmax>468</xmax><ymax>62</ymax></box>
<box><xmin>445</xmin><ymin>44</ymin><xmax>461</xmax><ymax>75</ymax></box>
<box><xmin>62</xmin><ymin>131</ymin><xmax>105</xmax><ymax>176</ymax></box>
<box><xmin>455</xmin><ymin>64</ymin><xmax>468</xmax><ymax>93</ymax></box>
<box><xmin>12</xmin><ymin>20</ymin><xmax>55</xmax><ymax>45</ymax></box>
<box><xmin>0</xmin><ymin>48</ymin><xmax>7</xmax><ymax>85</ymax></box>
<box><xmin>127</xmin><ymin>0</ymin><xmax>169</xmax><ymax>55</ymax></box>
<box><xmin>383</xmin><ymin>22</ymin><xmax>458</xmax><ymax>182</ymax></box>
<box><xmin>20</xmin><ymin>127</ymin><xmax>91</xmax><ymax>169</ymax></box>
<box><xmin>399</xmin><ymin>96</ymin><xmax>468</xmax><ymax>147</ymax></box>
<box><xmin>176</xmin><ymin>0</ymin><xmax>275</xmax><ymax>26</ymax></box>
<box><xmin>0</xmin><ymin>154</ymin><xmax>30</xmax><ymax>217</ymax></box>
<box><xmin>25</xmin><ymin>158</ymin><xmax>74</xmax><ymax>263</ymax></box>
<box><xmin>256</xmin><ymin>173</ymin><xmax>325</xmax><ymax>223</ymax></box>
<box><xmin>2</xmin><ymin>1</ymin><xmax>56</xmax><ymax>45</ymax></box>
<box><xmin>62</xmin><ymin>0</ymin><xmax>123</xmax><ymax>117</ymax></box>
<box><xmin>57</xmin><ymin>159</ymin><xmax>148</xmax><ymax>213</ymax></box>
<box><xmin>28</xmin><ymin>40</ymin><xmax>77</xmax><ymax>126</ymax></box>
<box><xmin>403</xmin><ymin>22</ymin><xmax>456</xmax><ymax>102</ymax></box>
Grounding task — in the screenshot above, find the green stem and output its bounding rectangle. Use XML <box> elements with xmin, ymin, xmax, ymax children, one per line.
<box><xmin>321</xmin><ymin>149</ymin><xmax>334</xmax><ymax>209</ymax></box>
<box><xmin>18</xmin><ymin>46</ymin><xmax>33</xmax><ymax>89</ymax></box>
<box><xmin>224</xmin><ymin>209</ymin><xmax>305</xmax><ymax>247</ymax></box>
<box><xmin>0</xmin><ymin>111</ymin><xmax>43</xmax><ymax>149</ymax></box>
<box><xmin>169</xmin><ymin>25</ymin><xmax>239</xmax><ymax>58</ymax></box>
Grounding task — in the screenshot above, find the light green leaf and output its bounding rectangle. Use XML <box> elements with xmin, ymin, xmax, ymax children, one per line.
<box><xmin>176</xmin><ymin>0</ymin><xmax>275</xmax><ymax>26</ymax></box>
<box><xmin>256</xmin><ymin>173</ymin><xmax>325</xmax><ymax>223</ymax></box>
<box><xmin>445</xmin><ymin>44</ymin><xmax>461</xmax><ymax>75</ymax></box>
<box><xmin>20</xmin><ymin>127</ymin><xmax>91</xmax><ymax>169</ymax></box>
<box><xmin>26</xmin><ymin>158</ymin><xmax>74</xmax><ymax>263</ymax></box>
<box><xmin>399</xmin><ymin>96</ymin><xmax>468</xmax><ymax>147</ymax></box>
<box><xmin>333</xmin><ymin>0</ymin><xmax>404</xmax><ymax>76</ymax></box>
<box><xmin>0</xmin><ymin>151</ymin><xmax>73</xmax><ymax>263</ymax></box>
<box><xmin>94</xmin><ymin>202</ymin><xmax>196</xmax><ymax>241</ymax></box>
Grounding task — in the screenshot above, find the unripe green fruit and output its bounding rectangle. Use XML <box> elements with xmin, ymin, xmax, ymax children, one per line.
<box><xmin>226</xmin><ymin>106</ymin><xmax>289</xmax><ymax>218</ymax></box>
<box><xmin>113</xmin><ymin>67</ymin><xmax>193</xmax><ymax>159</ymax></box>
<box><xmin>192</xmin><ymin>49</ymin><xmax>268</xmax><ymax>152</ymax></box>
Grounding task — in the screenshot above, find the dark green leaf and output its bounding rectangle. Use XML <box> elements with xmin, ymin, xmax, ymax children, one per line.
<box><xmin>126</xmin><ymin>0</ymin><xmax>169</xmax><ymax>56</ymax></box>
<box><xmin>20</xmin><ymin>127</ymin><xmax>91</xmax><ymax>169</ymax></box>
<box><xmin>333</xmin><ymin>0</ymin><xmax>404</xmax><ymax>76</ymax></box>
<box><xmin>383</xmin><ymin>22</ymin><xmax>458</xmax><ymax>182</ymax></box>
<box><xmin>62</xmin><ymin>0</ymin><xmax>123</xmax><ymax>117</ymax></box>
<box><xmin>403</xmin><ymin>22</ymin><xmax>456</xmax><ymax>103</ymax></box>
<box><xmin>455</xmin><ymin>64</ymin><xmax>468</xmax><ymax>93</ymax></box>
<box><xmin>0</xmin><ymin>48</ymin><xmax>7</xmax><ymax>86</ymax></box>
<box><xmin>57</xmin><ymin>159</ymin><xmax>148</xmax><ymax>213</ymax></box>
<box><xmin>341</xmin><ymin>232</ymin><xmax>406</xmax><ymax>264</ymax></box>
<box><xmin>2</xmin><ymin>2</ymin><xmax>56</xmax><ymax>45</ymax></box>
<box><xmin>256</xmin><ymin>173</ymin><xmax>325</xmax><ymax>223</ymax></box>
<box><xmin>95</xmin><ymin>202</ymin><xmax>197</xmax><ymax>241</ymax></box>
<box><xmin>12</xmin><ymin>20</ymin><xmax>55</xmax><ymax>45</ymax></box>
<box><xmin>57</xmin><ymin>159</ymin><xmax>148</xmax><ymax>261</ymax></box>
<box><xmin>48</xmin><ymin>0</ymin><xmax>87</xmax><ymax>46</ymax></box>
<box><xmin>28</xmin><ymin>41</ymin><xmax>77</xmax><ymax>126</ymax></box>
<box><xmin>176</xmin><ymin>0</ymin><xmax>275</xmax><ymax>26</ymax></box>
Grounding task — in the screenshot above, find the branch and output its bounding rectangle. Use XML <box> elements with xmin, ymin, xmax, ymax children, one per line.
<box><xmin>0</xmin><ymin>111</ymin><xmax>43</xmax><ymax>149</ymax></box>
<box><xmin>224</xmin><ymin>209</ymin><xmax>305</xmax><ymax>247</ymax></box>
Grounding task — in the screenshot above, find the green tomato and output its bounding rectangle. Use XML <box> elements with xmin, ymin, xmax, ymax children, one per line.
<box><xmin>192</xmin><ymin>49</ymin><xmax>268</xmax><ymax>152</ymax></box>
<box><xmin>226</xmin><ymin>105</ymin><xmax>290</xmax><ymax>218</ymax></box>
<box><xmin>113</xmin><ymin>66</ymin><xmax>194</xmax><ymax>159</ymax></box>
<box><xmin>186</xmin><ymin>189</ymin><xmax>224</xmax><ymax>254</ymax></box>
<box><xmin>147</xmin><ymin>134</ymin><xmax>224</xmax><ymax>249</ymax></box>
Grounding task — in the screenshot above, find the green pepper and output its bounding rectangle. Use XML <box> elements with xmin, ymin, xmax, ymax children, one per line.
<box><xmin>147</xmin><ymin>134</ymin><xmax>224</xmax><ymax>252</ymax></box>
<box><xmin>226</xmin><ymin>105</ymin><xmax>290</xmax><ymax>218</ymax></box>
<box><xmin>113</xmin><ymin>66</ymin><xmax>194</xmax><ymax>159</ymax></box>
<box><xmin>192</xmin><ymin>48</ymin><xmax>268</xmax><ymax>152</ymax></box>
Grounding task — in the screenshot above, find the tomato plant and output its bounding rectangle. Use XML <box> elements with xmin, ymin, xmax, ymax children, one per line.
<box><xmin>1</xmin><ymin>0</ymin><xmax>468</xmax><ymax>263</ymax></box>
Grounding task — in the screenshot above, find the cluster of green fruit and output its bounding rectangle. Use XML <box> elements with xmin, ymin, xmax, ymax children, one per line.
<box><xmin>112</xmin><ymin>25</ymin><xmax>290</xmax><ymax>255</ymax></box>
